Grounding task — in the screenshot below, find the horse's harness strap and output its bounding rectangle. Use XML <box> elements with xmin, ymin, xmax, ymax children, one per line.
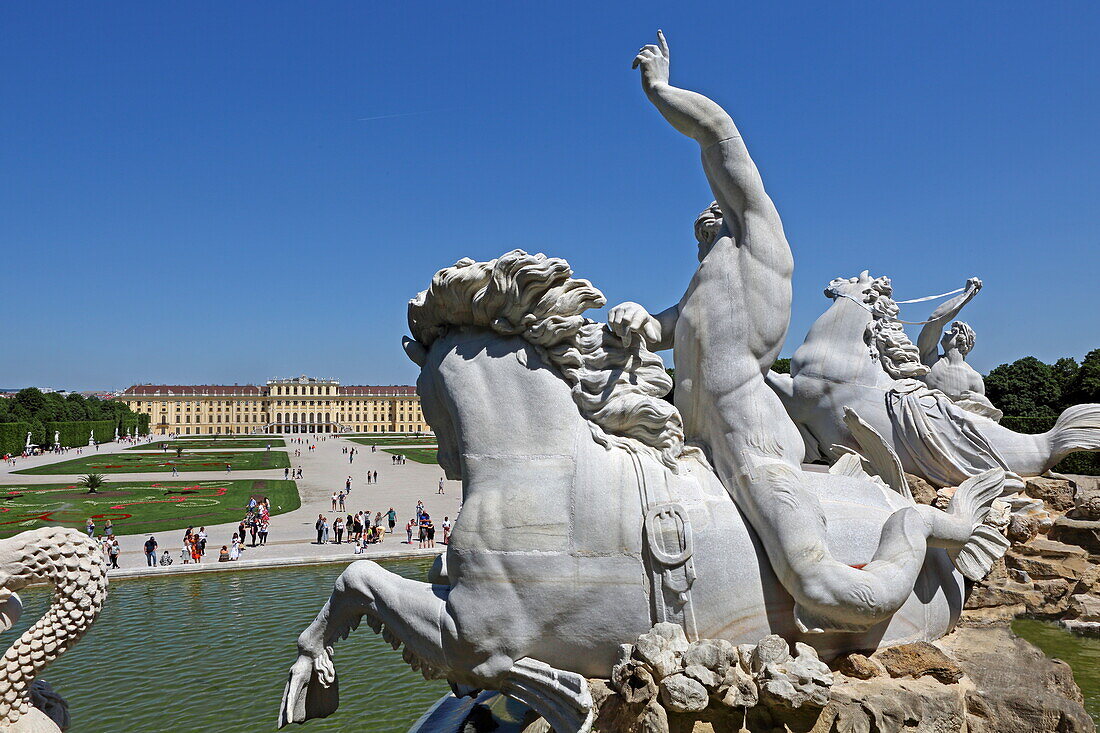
<box><xmin>629</xmin><ymin>449</ymin><xmax>699</xmax><ymax>642</ymax></box>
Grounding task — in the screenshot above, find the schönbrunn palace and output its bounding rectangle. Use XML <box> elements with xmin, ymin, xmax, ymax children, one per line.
<box><xmin>121</xmin><ymin>376</ymin><xmax>426</xmax><ymax>435</ymax></box>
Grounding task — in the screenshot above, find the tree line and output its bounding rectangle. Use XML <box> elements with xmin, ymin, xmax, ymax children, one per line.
<box><xmin>0</xmin><ymin>388</ymin><xmax>148</xmax><ymax>453</ymax></box>
<box><xmin>985</xmin><ymin>349</ymin><xmax>1100</xmax><ymax>419</ymax></box>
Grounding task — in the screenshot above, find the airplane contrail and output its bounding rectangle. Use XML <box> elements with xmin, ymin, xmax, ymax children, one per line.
<box><xmin>356</xmin><ymin>110</ymin><xmax>439</xmax><ymax>122</ymax></box>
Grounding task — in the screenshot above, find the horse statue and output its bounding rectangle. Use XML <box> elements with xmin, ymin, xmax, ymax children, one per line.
<box><xmin>279</xmin><ymin>252</ymin><xmax>1008</xmax><ymax>732</ymax></box>
<box><xmin>0</xmin><ymin>527</ymin><xmax>108</xmax><ymax>732</ymax></box>
<box><xmin>767</xmin><ymin>272</ymin><xmax>1100</xmax><ymax>487</ymax></box>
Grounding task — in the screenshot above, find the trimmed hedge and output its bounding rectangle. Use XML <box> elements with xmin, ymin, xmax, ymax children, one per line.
<box><xmin>1000</xmin><ymin>416</ymin><xmax>1099</xmax><ymax>476</ymax></box>
<box><xmin>0</xmin><ymin>422</ymin><xmax>32</xmax><ymax>456</ymax></box>
<box><xmin>45</xmin><ymin>420</ymin><xmax>115</xmax><ymax>448</ymax></box>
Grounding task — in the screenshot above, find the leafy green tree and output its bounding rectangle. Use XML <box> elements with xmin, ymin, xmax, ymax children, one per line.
<box><xmin>65</xmin><ymin>392</ymin><xmax>89</xmax><ymax>421</ymax></box>
<box><xmin>773</xmin><ymin>358</ymin><xmax>792</xmax><ymax>374</ymax></box>
<box><xmin>11</xmin><ymin>388</ymin><xmax>45</xmax><ymax>420</ymax></box>
<box><xmin>1065</xmin><ymin>349</ymin><xmax>1100</xmax><ymax>406</ymax></box>
<box><xmin>1052</xmin><ymin>357</ymin><xmax>1079</xmax><ymax>399</ymax></box>
<box><xmin>985</xmin><ymin>356</ymin><xmax>1063</xmax><ymax>418</ymax></box>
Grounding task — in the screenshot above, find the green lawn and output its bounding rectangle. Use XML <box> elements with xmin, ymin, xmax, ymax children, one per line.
<box><xmin>382</xmin><ymin>447</ymin><xmax>439</xmax><ymax>464</ymax></box>
<box><xmin>0</xmin><ymin>479</ymin><xmax>300</xmax><ymax>538</ymax></box>
<box><xmin>348</xmin><ymin>437</ymin><xmax>438</xmax><ymax>447</ymax></box>
<box><xmin>128</xmin><ymin>438</ymin><xmax>286</xmax><ymax>450</ymax></box>
<box><xmin>13</xmin><ymin>450</ymin><xmax>290</xmax><ymax>475</ymax></box>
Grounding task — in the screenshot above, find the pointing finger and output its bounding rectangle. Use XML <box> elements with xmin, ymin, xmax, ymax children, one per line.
<box><xmin>657</xmin><ymin>30</ymin><xmax>669</xmax><ymax>56</ymax></box>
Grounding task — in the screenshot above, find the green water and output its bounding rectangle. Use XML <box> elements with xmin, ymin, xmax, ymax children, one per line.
<box><xmin>13</xmin><ymin>568</ymin><xmax>1100</xmax><ymax>732</ymax></box>
<box><xmin>1013</xmin><ymin>618</ymin><xmax>1100</xmax><ymax>724</ymax></box>
<box><xmin>11</xmin><ymin>558</ymin><xmax>447</xmax><ymax>733</ymax></box>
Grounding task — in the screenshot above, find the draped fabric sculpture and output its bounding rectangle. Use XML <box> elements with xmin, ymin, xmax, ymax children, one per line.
<box><xmin>279</xmin><ymin>32</ymin><xmax>1025</xmax><ymax>732</ymax></box>
<box><xmin>767</xmin><ymin>272</ymin><xmax>1100</xmax><ymax>489</ymax></box>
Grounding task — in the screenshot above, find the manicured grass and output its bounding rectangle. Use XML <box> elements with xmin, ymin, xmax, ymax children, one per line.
<box><xmin>127</xmin><ymin>438</ymin><xmax>286</xmax><ymax>450</ymax></box>
<box><xmin>382</xmin><ymin>447</ymin><xmax>439</xmax><ymax>464</ymax></box>
<box><xmin>13</xmin><ymin>450</ymin><xmax>290</xmax><ymax>475</ymax></box>
<box><xmin>0</xmin><ymin>479</ymin><xmax>300</xmax><ymax>539</ymax></box>
<box><xmin>347</xmin><ymin>437</ymin><xmax>438</xmax><ymax>447</ymax></box>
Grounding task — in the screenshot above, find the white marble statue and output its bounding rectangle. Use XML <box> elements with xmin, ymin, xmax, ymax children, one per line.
<box><xmin>914</xmin><ymin>278</ymin><xmax>1002</xmax><ymax>421</ymax></box>
<box><xmin>51</xmin><ymin>432</ymin><xmax>59</xmax><ymax>448</ymax></box>
<box><xmin>0</xmin><ymin>527</ymin><xmax>108</xmax><ymax>732</ymax></box>
<box><xmin>767</xmin><ymin>272</ymin><xmax>1100</xmax><ymax>487</ymax></box>
<box><xmin>113</xmin><ymin>427</ymin><xmax>119</xmax><ymax>442</ymax></box>
<box><xmin>87</xmin><ymin>431</ymin><xmax>94</xmax><ymax>447</ymax></box>
<box><xmin>23</xmin><ymin>434</ymin><xmax>31</xmax><ymax>450</ymax></box>
<box><xmin>280</xmin><ymin>33</ymin><xmax>1013</xmax><ymax>732</ymax></box>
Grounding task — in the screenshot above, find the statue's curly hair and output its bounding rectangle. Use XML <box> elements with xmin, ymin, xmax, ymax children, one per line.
<box><xmin>408</xmin><ymin>250</ymin><xmax>688</xmax><ymax>469</ymax></box>
<box><xmin>945</xmin><ymin>321</ymin><xmax>976</xmax><ymax>356</ymax></box>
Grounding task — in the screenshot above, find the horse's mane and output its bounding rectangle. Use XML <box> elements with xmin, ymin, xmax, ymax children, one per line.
<box><xmin>408</xmin><ymin>250</ymin><xmax>687</xmax><ymax>469</ymax></box>
<box><xmin>831</xmin><ymin>275</ymin><xmax>931</xmax><ymax>381</ymax></box>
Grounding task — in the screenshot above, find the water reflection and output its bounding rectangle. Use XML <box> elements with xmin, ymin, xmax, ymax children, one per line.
<box><xmin>1014</xmin><ymin>619</ymin><xmax>1100</xmax><ymax>724</ymax></box>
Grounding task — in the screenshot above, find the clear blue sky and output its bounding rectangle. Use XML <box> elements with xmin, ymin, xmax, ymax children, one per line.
<box><xmin>2</xmin><ymin>2</ymin><xmax>1097</xmax><ymax>390</ymax></box>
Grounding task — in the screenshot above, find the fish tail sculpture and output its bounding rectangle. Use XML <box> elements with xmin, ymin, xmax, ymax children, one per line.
<box><xmin>1046</xmin><ymin>403</ymin><xmax>1100</xmax><ymax>468</ymax></box>
<box><xmin>0</xmin><ymin>527</ymin><xmax>108</xmax><ymax>732</ymax></box>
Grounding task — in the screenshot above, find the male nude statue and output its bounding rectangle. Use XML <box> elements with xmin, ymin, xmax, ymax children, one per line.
<box><xmin>609</xmin><ymin>32</ymin><xmax>1005</xmax><ymax>633</ymax></box>
<box><xmin>916</xmin><ymin>277</ymin><xmax>1003</xmax><ymax>420</ymax></box>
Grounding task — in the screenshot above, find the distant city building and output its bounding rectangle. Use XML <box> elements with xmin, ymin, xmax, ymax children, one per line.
<box><xmin>119</xmin><ymin>375</ymin><xmax>427</xmax><ymax>436</ymax></box>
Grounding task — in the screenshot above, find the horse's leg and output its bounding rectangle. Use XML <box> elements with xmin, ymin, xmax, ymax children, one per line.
<box><xmin>279</xmin><ymin>561</ymin><xmax>451</xmax><ymax>727</ymax></box>
<box><xmin>279</xmin><ymin>560</ymin><xmax>596</xmax><ymax>732</ymax></box>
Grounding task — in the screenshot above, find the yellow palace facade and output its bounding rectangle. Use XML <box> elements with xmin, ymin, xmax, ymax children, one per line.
<box><xmin>119</xmin><ymin>376</ymin><xmax>427</xmax><ymax>436</ymax></box>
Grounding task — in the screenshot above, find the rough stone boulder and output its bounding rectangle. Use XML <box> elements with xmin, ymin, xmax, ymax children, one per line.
<box><xmin>577</xmin><ymin>625</ymin><xmax>1095</xmax><ymax>733</ymax></box>
<box><xmin>905</xmin><ymin>472</ymin><xmax>938</xmax><ymax>505</ymax></box>
<box><xmin>1026</xmin><ymin>477</ymin><xmax>1078</xmax><ymax>512</ymax></box>
<box><xmin>1073</xmin><ymin>477</ymin><xmax>1100</xmax><ymax>520</ymax></box>
<box><xmin>871</xmin><ymin>641</ymin><xmax>963</xmax><ymax>684</ymax></box>
<box><xmin>1049</xmin><ymin>516</ymin><xmax>1100</xmax><ymax>555</ymax></box>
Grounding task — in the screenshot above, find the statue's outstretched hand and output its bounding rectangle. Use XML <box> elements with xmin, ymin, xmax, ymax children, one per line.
<box><xmin>632</xmin><ymin>30</ymin><xmax>670</xmax><ymax>91</ymax></box>
<box><xmin>966</xmin><ymin>277</ymin><xmax>982</xmax><ymax>292</ymax></box>
<box><xmin>608</xmin><ymin>302</ymin><xmax>661</xmax><ymax>347</ymax></box>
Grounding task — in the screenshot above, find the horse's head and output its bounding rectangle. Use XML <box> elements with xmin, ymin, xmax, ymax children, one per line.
<box><xmin>403</xmin><ymin>250</ymin><xmax>689</xmax><ymax>477</ymax></box>
<box><xmin>824</xmin><ymin>271</ymin><xmax>892</xmax><ymax>305</ymax></box>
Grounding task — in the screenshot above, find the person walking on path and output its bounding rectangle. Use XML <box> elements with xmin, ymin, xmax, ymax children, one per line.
<box><xmin>107</xmin><ymin>538</ymin><xmax>120</xmax><ymax>569</ymax></box>
<box><xmin>373</xmin><ymin>470</ymin><xmax>378</xmax><ymax>483</ymax></box>
<box><xmin>387</xmin><ymin>507</ymin><xmax>396</xmax><ymax>534</ymax></box>
<box><xmin>198</xmin><ymin>527</ymin><xmax>208</xmax><ymax>555</ymax></box>
<box><xmin>144</xmin><ymin>536</ymin><xmax>158</xmax><ymax>567</ymax></box>
<box><xmin>284</xmin><ymin>467</ymin><xmax>290</xmax><ymax>480</ymax></box>
<box><xmin>321</xmin><ymin>516</ymin><xmax>330</xmax><ymax>544</ymax></box>
<box><xmin>338</xmin><ymin>491</ymin><xmax>346</xmax><ymax>512</ymax></box>
<box><xmin>438</xmin><ymin>477</ymin><xmax>445</xmax><ymax>495</ymax></box>
<box><xmin>226</xmin><ymin>463</ymin><xmax>232</xmax><ymax>473</ymax></box>
<box><xmin>85</xmin><ymin>519</ymin><xmax>95</xmax><ymax>538</ymax></box>
<box><xmin>315</xmin><ymin>515</ymin><xmax>324</xmax><ymax>544</ymax></box>
<box><xmin>405</xmin><ymin>518</ymin><xmax>415</xmax><ymax>544</ymax></box>
<box><xmin>104</xmin><ymin>520</ymin><xmax>114</xmax><ymax>538</ymax></box>
<box><xmin>345</xmin><ymin>476</ymin><xmax>352</xmax><ymax>494</ymax></box>
<box><xmin>331</xmin><ymin>492</ymin><xmax>338</xmax><ymax>511</ymax></box>
<box><xmin>334</xmin><ymin>516</ymin><xmax>344</xmax><ymax>544</ymax></box>
<box><xmin>442</xmin><ymin>516</ymin><xmax>451</xmax><ymax>545</ymax></box>
<box><xmin>258</xmin><ymin>520</ymin><xmax>269</xmax><ymax>546</ymax></box>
